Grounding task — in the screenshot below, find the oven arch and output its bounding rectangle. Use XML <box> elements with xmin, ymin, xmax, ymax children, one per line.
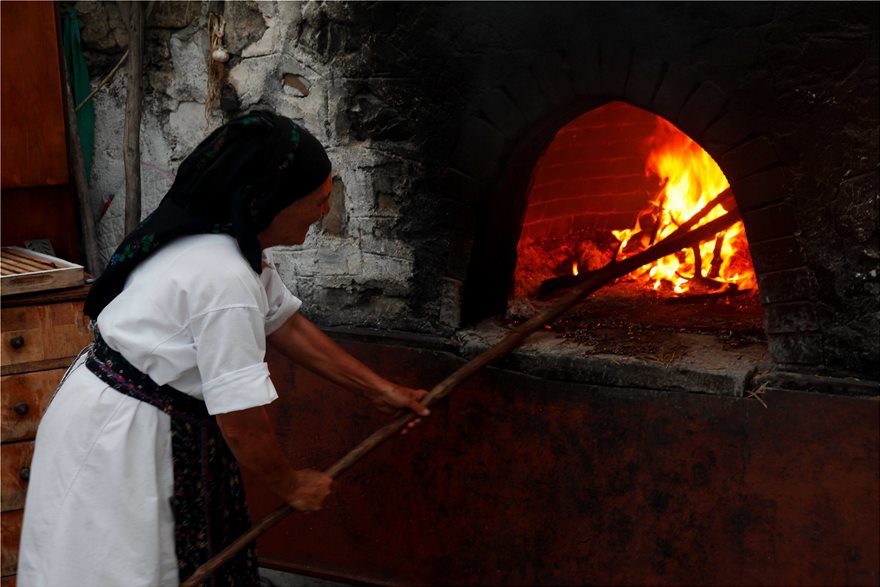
<box><xmin>439</xmin><ymin>44</ymin><xmax>821</xmax><ymax>370</ymax></box>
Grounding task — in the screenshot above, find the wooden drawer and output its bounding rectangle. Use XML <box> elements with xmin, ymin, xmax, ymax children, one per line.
<box><xmin>0</xmin><ymin>443</ymin><xmax>32</xmax><ymax>512</ymax></box>
<box><xmin>1</xmin><ymin>369</ymin><xmax>65</xmax><ymax>443</ymax></box>
<box><xmin>1</xmin><ymin>574</ymin><xmax>16</xmax><ymax>586</ymax></box>
<box><xmin>1</xmin><ymin>509</ymin><xmax>22</xmax><ymax>577</ymax></box>
<box><xmin>0</xmin><ymin>302</ymin><xmax>90</xmax><ymax>369</ymax></box>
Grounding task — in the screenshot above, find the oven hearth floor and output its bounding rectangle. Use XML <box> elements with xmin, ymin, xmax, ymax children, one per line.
<box><xmin>460</xmin><ymin>287</ymin><xmax>769</xmax><ymax>397</ymax></box>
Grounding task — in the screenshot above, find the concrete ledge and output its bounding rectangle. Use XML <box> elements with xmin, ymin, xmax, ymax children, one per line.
<box><xmin>457</xmin><ymin>321</ymin><xmax>769</xmax><ymax>397</ymax></box>
<box><xmin>753</xmin><ymin>372</ymin><xmax>880</xmax><ymax>397</ymax></box>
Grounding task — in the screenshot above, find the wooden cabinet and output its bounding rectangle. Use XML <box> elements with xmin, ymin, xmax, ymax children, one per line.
<box><xmin>0</xmin><ymin>1</ymin><xmax>80</xmax><ymax>264</ymax></box>
<box><xmin>0</xmin><ymin>286</ymin><xmax>90</xmax><ymax>583</ymax></box>
<box><xmin>1</xmin><ymin>2</ymin><xmax>84</xmax><ymax>580</ymax></box>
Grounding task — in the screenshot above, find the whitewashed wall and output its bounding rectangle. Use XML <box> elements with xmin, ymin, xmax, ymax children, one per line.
<box><xmin>78</xmin><ymin>1</ymin><xmax>428</xmax><ymax>330</ymax></box>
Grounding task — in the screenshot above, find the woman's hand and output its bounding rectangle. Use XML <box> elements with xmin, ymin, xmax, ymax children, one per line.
<box><xmin>285</xmin><ymin>469</ymin><xmax>333</xmax><ymax>512</ymax></box>
<box><xmin>365</xmin><ymin>383</ymin><xmax>430</xmax><ymax>434</ymax></box>
<box><xmin>269</xmin><ymin>314</ymin><xmax>431</xmax><ymax>416</ymax></box>
<box><xmin>367</xmin><ymin>383</ymin><xmax>430</xmax><ymax>417</ymax></box>
<box><xmin>267</xmin><ymin>313</ymin><xmax>431</xmax><ymax>431</ymax></box>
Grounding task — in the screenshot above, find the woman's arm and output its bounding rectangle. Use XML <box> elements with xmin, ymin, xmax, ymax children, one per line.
<box><xmin>216</xmin><ymin>405</ymin><xmax>331</xmax><ymax>510</ymax></box>
<box><xmin>267</xmin><ymin>312</ymin><xmax>429</xmax><ymax>417</ymax></box>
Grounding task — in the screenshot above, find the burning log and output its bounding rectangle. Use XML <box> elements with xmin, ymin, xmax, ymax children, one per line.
<box><xmin>540</xmin><ymin>187</ymin><xmax>736</xmax><ymax>297</ymax></box>
<box><xmin>181</xmin><ymin>205</ymin><xmax>742</xmax><ymax>587</ymax></box>
<box><xmin>707</xmin><ymin>232</ymin><xmax>725</xmax><ymax>279</ymax></box>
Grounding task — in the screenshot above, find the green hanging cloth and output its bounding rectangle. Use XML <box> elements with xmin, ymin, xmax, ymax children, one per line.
<box><xmin>61</xmin><ymin>6</ymin><xmax>95</xmax><ymax>179</ymax></box>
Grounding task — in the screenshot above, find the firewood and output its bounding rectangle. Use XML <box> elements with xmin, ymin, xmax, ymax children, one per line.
<box><xmin>539</xmin><ymin>187</ymin><xmax>736</xmax><ymax>296</ymax></box>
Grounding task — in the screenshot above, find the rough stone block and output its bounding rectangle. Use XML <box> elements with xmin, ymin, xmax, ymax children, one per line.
<box><xmin>719</xmin><ymin>136</ymin><xmax>780</xmax><ymax>182</ymax></box>
<box><xmin>764</xmin><ymin>301</ymin><xmax>820</xmax><ymax>334</ymax></box>
<box><xmin>439</xmin><ymin>278</ymin><xmax>464</xmax><ymax>330</ymax></box>
<box><xmin>757</xmin><ymin>268</ymin><xmax>816</xmax><ymax>305</ymax></box>
<box><xmin>150</xmin><ymin>0</ymin><xmax>202</xmax><ymax>28</ymax></box>
<box><xmin>767</xmin><ymin>332</ymin><xmax>824</xmax><ymax>366</ymax></box>
<box><xmin>449</xmin><ymin>117</ymin><xmax>506</xmax><ymax>181</ymax></box>
<box><xmin>833</xmin><ymin>171</ymin><xmax>879</xmax><ymax>244</ymax></box>
<box><xmin>702</xmin><ymin>109</ymin><xmax>754</xmax><ymax>155</ymax></box>
<box><xmin>440</xmin><ymin>168</ymin><xmax>488</xmax><ymax>205</ymax></box>
<box><xmin>742</xmin><ymin>202</ymin><xmax>799</xmax><ymax>244</ymax></box>
<box><xmin>446</xmin><ymin>233</ymin><xmax>475</xmax><ymax>280</ymax></box>
<box><xmin>438</xmin><ymin>197</ymin><xmax>477</xmax><ymax>235</ymax></box>
<box><xmin>222</xmin><ymin>1</ymin><xmax>268</xmax><ymax>54</ymax></box>
<box><xmin>749</xmin><ymin>236</ymin><xmax>806</xmax><ymax>274</ymax></box>
<box><xmin>168</xmin><ymin>33</ymin><xmax>211</xmax><ymax>103</ymax></box>
<box><xmin>321</xmin><ymin>175</ymin><xmax>348</xmax><ymax>236</ymax></box>
<box><xmin>78</xmin><ymin>1</ymin><xmax>128</xmax><ymax>50</ymax></box>
<box><xmin>624</xmin><ymin>55</ymin><xmax>664</xmax><ymax>109</ymax></box>
<box><xmin>823</xmin><ymin>323</ymin><xmax>880</xmax><ymax>380</ymax></box>
<box><xmin>503</xmin><ymin>68</ymin><xmax>552</xmax><ymax>125</ymax></box>
<box><xmin>317</xmin><ymin>245</ymin><xmax>357</xmax><ymax>275</ymax></box>
<box><xmin>168</xmin><ymin>102</ymin><xmax>212</xmax><ymax>158</ymax></box>
<box><xmin>531</xmin><ymin>53</ymin><xmax>575</xmax><ymax>111</ymax></box>
<box><xmin>477</xmin><ymin>88</ymin><xmax>527</xmax><ymax>142</ymax></box>
<box><xmin>677</xmin><ymin>81</ymin><xmax>728</xmax><ymax>141</ymax></box>
<box><xmin>652</xmin><ymin>64</ymin><xmax>698</xmax><ymax>123</ymax></box>
<box><xmin>730</xmin><ymin>167</ymin><xmax>788</xmax><ymax>212</ymax></box>
<box><xmin>599</xmin><ymin>41</ymin><xmax>631</xmax><ymax>97</ymax></box>
<box><xmin>568</xmin><ymin>45</ymin><xmax>601</xmax><ymax>97</ymax></box>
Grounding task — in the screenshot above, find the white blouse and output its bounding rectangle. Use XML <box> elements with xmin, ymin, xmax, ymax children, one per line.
<box><xmin>97</xmin><ymin>233</ymin><xmax>301</xmax><ymax>413</ymax></box>
<box><xmin>18</xmin><ymin>234</ymin><xmax>301</xmax><ymax>587</ymax></box>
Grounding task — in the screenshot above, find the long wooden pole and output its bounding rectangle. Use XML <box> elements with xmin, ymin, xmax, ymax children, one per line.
<box><xmin>181</xmin><ymin>206</ymin><xmax>742</xmax><ymax>587</ymax></box>
<box><xmin>59</xmin><ymin>31</ymin><xmax>102</xmax><ymax>276</ymax></box>
<box><xmin>122</xmin><ymin>2</ymin><xmax>144</xmax><ymax>234</ymax></box>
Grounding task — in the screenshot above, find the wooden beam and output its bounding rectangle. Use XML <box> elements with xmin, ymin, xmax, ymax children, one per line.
<box><xmin>121</xmin><ymin>2</ymin><xmax>144</xmax><ymax>235</ymax></box>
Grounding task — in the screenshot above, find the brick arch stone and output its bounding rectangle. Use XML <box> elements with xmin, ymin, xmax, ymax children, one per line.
<box><xmin>440</xmin><ymin>42</ymin><xmax>822</xmax><ymax>370</ymax></box>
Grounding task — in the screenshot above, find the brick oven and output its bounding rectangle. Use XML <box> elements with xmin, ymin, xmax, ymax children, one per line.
<box><xmin>446</xmin><ymin>36</ymin><xmax>874</xmax><ymax>383</ymax></box>
<box><xmin>242</xmin><ymin>3</ymin><xmax>878</xmax><ymax>585</ymax></box>
<box><xmin>74</xmin><ymin>2</ymin><xmax>877</xmax><ymax>585</ymax></box>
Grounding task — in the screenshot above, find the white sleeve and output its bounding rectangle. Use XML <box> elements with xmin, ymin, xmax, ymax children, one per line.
<box><xmin>260</xmin><ymin>256</ymin><xmax>302</xmax><ymax>335</ymax></box>
<box><xmin>190</xmin><ymin>306</ymin><xmax>278</xmax><ymax>415</ymax></box>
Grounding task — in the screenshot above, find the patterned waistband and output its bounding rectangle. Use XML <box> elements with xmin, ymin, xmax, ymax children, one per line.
<box><xmin>85</xmin><ymin>329</ymin><xmax>213</xmax><ymax>425</ymax></box>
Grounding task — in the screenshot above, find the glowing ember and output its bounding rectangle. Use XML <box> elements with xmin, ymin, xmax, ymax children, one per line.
<box><xmin>604</xmin><ymin>120</ymin><xmax>756</xmax><ymax>294</ymax></box>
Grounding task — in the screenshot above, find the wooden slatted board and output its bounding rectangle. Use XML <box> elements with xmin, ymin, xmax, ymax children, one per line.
<box><xmin>0</xmin><ymin>247</ymin><xmax>84</xmax><ymax>296</ymax></box>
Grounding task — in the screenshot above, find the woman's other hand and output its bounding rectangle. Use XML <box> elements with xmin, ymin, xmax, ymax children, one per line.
<box><xmin>287</xmin><ymin>469</ymin><xmax>333</xmax><ymax>511</ymax></box>
<box><xmin>216</xmin><ymin>407</ymin><xmax>332</xmax><ymax>511</ymax></box>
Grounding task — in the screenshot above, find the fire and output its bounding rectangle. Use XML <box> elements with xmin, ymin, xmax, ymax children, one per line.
<box><xmin>604</xmin><ymin>120</ymin><xmax>756</xmax><ymax>294</ymax></box>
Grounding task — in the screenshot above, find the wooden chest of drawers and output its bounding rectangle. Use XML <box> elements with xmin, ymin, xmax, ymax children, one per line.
<box><xmin>1</xmin><ymin>285</ymin><xmax>91</xmax><ymax>585</ymax></box>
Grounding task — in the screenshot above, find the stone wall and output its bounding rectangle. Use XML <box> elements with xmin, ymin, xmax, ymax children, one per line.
<box><xmin>75</xmin><ymin>1</ymin><xmax>878</xmax><ymax>379</ymax></box>
<box><xmin>76</xmin><ymin>0</ymin><xmax>435</xmax><ymax>332</ymax></box>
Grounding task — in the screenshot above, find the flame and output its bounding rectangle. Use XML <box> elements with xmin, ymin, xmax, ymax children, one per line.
<box><xmin>610</xmin><ymin>120</ymin><xmax>756</xmax><ymax>294</ymax></box>
<box><xmin>572</xmin><ymin>262</ymin><xmax>579</xmax><ymax>276</ymax></box>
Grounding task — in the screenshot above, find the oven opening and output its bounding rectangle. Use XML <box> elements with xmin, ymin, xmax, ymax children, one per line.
<box><xmin>463</xmin><ymin>101</ymin><xmax>769</xmax><ymax>396</ymax></box>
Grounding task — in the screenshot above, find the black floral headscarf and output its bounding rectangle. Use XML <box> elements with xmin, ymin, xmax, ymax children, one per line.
<box><xmin>84</xmin><ymin>111</ymin><xmax>332</xmax><ymax>320</ymax></box>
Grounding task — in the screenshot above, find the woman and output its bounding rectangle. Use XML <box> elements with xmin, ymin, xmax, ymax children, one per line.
<box><xmin>18</xmin><ymin>111</ymin><xmax>429</xmax><ymax>586</ymax></box>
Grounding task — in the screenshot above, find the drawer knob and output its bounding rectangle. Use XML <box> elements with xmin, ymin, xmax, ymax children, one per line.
<box><xmin>19</xmin><ymin>467</ymin><xmax>30</xmax><ymax>482</ymax></box>
<box><xmin>14</xmin><ymin>402</ymin><xmax>29</xmax><ymax>416</ymax></box>
<box><xmin>9</xmin><ymin>335</ymin><xmax>25</xmax><ymax>349</ymax></box>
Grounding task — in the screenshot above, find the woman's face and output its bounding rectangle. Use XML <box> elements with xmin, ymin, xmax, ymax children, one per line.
<box><xmin>258</xmin><ymin>174</ymin><xmax>333</xmax><ymax>248</ymax></box>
